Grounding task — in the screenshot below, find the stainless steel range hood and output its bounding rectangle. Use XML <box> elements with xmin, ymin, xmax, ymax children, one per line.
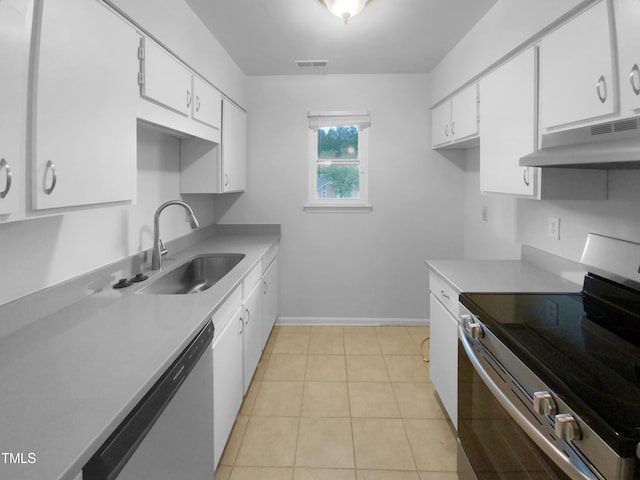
<box><xmin>520</xmin><ymin>116</ymin><xmax>640</xmax><ymax>169</ymax></box>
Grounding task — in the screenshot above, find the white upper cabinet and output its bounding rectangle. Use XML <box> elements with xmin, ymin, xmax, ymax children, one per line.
<box><xmin>0</xmin><ymin>0</ymin><xmax>30</xmax><ymax>215</ymax></box>
<box><xmin>480</xmin><ymin>48</ymin><xmax>537</xmax><ymax>196</ymax></box>
<box><xmin>539</xmin><ymin>0</ymin><xmax>616</xmax><ymax>131</ymax></box>
<box><xmin>221</xmin><ymin>99</ymin><xmax>247</xmax><ymax>193</ymax></box>
<box><xmin>193</xmin><ymin>76</ymin><xmax>222</xmax><ymax>130</ymax></box>
<box><xmin>139</xmin><ymin>38</ymin><xmax>192</xmax><ymax>116</ymax></box>
<box><xmin>614</xmin><ymin>0</ymin><xmax>640</xmax><ymax>113</ymax></box>
<box><xmin>432</xmin><ymin>84</ymin><xmax>479</xmax><ymax>149</ymax></box>
<box><xmin>138</xmin><ymin>37</ymin><xmax>221</xmax><ymax>142</ymax></box>
<box><xmin>32</xmin><ymin>0</ymin><xmax>138</xmax><ymax>210</ymax></box>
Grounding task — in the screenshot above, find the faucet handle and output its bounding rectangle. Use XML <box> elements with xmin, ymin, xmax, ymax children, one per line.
<box><xmin>159</xmin><ymin>238</ymin><xmax>168</xmax><ymax>256</ymax></box>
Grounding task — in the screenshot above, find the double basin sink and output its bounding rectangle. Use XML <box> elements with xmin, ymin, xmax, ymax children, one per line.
<box><xmin>140</xmin><ymin>253</ymin><xmax>245</xmax><ymax>295</ymax></box>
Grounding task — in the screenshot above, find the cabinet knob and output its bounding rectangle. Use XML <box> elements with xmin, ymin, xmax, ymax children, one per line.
<box><xmin>0</xmin><ymin>158</ymin><xmax>12</xmax><ymax>199</ymax></box>
<box><xmin>630</xmin><ymin>64</ymin><xmax>640</xmax><ymax>96</ymax></box>
<box><xmin>555</xmin><ymin>414</ymin><xmax>581</xmax><ymax>441</ymax></box>
<box><xmin>596</xmin><ymin>75</ymin><xmax>607</xmax><ymax>104</ymax></box>
<box><xmin>533</xmin><ymin>391</ymin><xmax>557</xmax><ymax>416</ymax></box>
<box><xmin>43</xmin><ymin>160</ymin><xmax>57</xmax><ymax>195</ymax></box>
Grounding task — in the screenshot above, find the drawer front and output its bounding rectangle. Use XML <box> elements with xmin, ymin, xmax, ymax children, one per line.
<box><xmin>429</xmin><ymin>271</ymin><xmax>459</xmax><ymax>317</ymax></box>
<box><xmin>262</xmin><ymin>243</ymin><xmax>279</xmax><ymax>272</ymax></box>
<box><xmin>211</xmin><ymin>286</ymin><xmax>242</xmax><ymax>333</ymax></box>
<box><xmin>243</xmin><ymin>263</ymin><xmax>262</xmax><ymax>298</ymax></box>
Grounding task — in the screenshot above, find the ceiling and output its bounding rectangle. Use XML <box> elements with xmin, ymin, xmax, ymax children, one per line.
<box><xmin>184</xmin><ymin>0</ymin><xmax>498</xmax><ymax>76</ymax></box>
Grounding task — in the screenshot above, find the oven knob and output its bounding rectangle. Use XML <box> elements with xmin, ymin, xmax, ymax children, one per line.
<box><xmin>460</xmin><ymin>314</ymin><xmax>484</xmax><ymax>339</ymax></box>
<box><xmin>555</xmin><ymin>414</ymin><xmax>581</xmax><ymax>441</ymax></box>
<box><xmin>533</xmin><ymin>391</ymin><xmax>557</xmax><ymax>416</ymax></box>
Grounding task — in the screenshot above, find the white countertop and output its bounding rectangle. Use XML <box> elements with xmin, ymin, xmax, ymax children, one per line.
<box><xmin>0</xmin><ymin>232</ymin><xmax>279</xmax><ymax>480</ymax></box>
<box><xmin>426</xmin><ymin>259</ymin><xmax>583</xmax><ymax>294</ymax></box>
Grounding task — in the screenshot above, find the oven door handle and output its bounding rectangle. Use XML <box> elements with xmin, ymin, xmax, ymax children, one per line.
<box><xmin>458</xmin><ymin>326</ymin><xmax>601</xmax><ymax>480</ymax></box>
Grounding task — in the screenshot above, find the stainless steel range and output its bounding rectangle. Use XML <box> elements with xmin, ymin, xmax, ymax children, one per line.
<box><xmin>456</xmin><ymin>234</ymin><xmax>640</xmax><ymax>480</ymax></box>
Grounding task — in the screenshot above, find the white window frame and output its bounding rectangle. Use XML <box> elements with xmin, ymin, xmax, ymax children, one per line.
<box><xmin>304</xmin><ymin>111</ymin><xmax>372</xmax><ymax>212</ymax></box>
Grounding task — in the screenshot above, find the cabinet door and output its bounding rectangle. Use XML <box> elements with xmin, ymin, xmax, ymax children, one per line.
<box><xmin>429</xmin><ymin>293</ymin><xmax>458</xmax><ymax>428</ymax></box>
<box><xmin>213</xmin><ymin>307</ymin><xmax>244</xmax><ymax>469</ymax></box>
<box><xmin>242</xmin><ymin>281</ymin><xmax>263</xmax><ymax>394</ymax></box>
<box><xmin>33</xmin><ymin>0</ymin><xmax>138</xmax><ymax>209</ymax></box>
<box><xmin>480</xmin><ymin>48</ymin><xmax>537</xmax><ymax>196</ymax></box>
<box><xmin>262</xmin><ymin>257</ymin><xmax>279</xmax><ymax>349</ymax></box>
<box><xmin>539</xmin><ymin>0</ymin><xmax>615</xmax><ymax>130</ymax></box>
<box><xmin>0</xmin><ymin>0</ymin><xmax>30</xmax><ymax>215</ymax></box>
<box><xmin>614</xmin><ymin>0</ymin><xmax>640</xmax><ymax>113</ymax></box>
<box><xmin>451</xmin><ymin>84</ymin><xmax>479</xmax><ymax>142</ymax></box>
<box><xmin>140</xmin><ymin>38</ymin><xmax>192</xmax><ymax>116</ymax></box>
<box><xmin>193</xmin><ymin>77</ymin><xmax>222</xmax><ymax>130</ymax></box>
<box><xmin>431</xmin><ymin>101</ymin><xmax>451</xmax><ymax>147</ymax></box>
<box><xmin>221</xmin><ymin>99</ymin><xmax>247</xmax><ymax>192</ymax></box>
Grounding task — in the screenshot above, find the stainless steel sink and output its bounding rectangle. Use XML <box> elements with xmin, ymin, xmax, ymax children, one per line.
<box><xmin>141</xmin><ymin>253</ymin><xmax>245</xmax><ymax>294</ymax></box>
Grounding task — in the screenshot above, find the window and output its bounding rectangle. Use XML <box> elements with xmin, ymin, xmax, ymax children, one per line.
<box><xmin>305</xmin><ymin>111</ymin><xmax>371</xmax><ymax>212</ymax></box>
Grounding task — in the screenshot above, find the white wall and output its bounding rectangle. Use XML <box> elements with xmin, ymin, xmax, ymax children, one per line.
<box><xmin>215</xmin><ymin>74</ymin><xmax>465</xmax><ymax>321</ymax></box>
<box><xmin>0</xmin><ymin>127</ymin><xmax>216</xmax><ymax>306</ymax></box>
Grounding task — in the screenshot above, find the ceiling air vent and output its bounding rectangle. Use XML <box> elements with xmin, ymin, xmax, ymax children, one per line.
<box><xmin>295</xmin><ymin>60</ymin><xmax>328</xmax><ymax>68</ymax></box>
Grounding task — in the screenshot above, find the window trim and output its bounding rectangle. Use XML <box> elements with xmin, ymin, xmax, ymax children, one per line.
<box><xmin>305</xmin><ymin>111</ymin><xmax>372</xmax><ymax>212</ymax></box>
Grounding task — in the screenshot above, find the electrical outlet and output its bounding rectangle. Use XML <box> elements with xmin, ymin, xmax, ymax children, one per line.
<box><xmin>548</xmin><ymin>217</ymin><xmax>560</xmax><ymax>240</ymax></box>
<box><xmin>481</xmin><ymin>206</ymin><xmax>489</xmax><ymax>222</ymax></box>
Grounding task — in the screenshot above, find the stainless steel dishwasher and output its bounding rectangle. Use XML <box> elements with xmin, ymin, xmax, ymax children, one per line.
<box><xmin>83</xmin><ymin>321</ymin><xmax>215</xmax><ymax>480</ymax></box>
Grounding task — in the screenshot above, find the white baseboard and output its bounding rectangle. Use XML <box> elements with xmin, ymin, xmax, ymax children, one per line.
<box><xmin>276</xmin><ymin>316</ymin><xmax>429</xmax><ymax>327</ymax></box>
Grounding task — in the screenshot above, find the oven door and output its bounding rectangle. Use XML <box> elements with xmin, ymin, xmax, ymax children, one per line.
<box><xmin>457</xmin><ymin>325</ymin><xmax>602</xmax><ymax>480</ymax></box>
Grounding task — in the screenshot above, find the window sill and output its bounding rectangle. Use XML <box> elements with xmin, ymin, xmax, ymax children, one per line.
<box><xmin>303</xmin><ymin>204</ymin><xmax>373</xmax><ymax>213</ymax></box>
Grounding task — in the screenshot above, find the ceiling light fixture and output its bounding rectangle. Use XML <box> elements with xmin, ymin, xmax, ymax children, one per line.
<box><xmin>322</xmin><ymin>0</ymin><xmax>370</xmax><ymax>24</ymax></box>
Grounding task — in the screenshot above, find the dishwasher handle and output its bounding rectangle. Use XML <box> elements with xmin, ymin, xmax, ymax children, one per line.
<box><xmin>83</xmin><ymin>321</ymin><xmax>214</xmax><ymax>480</ymax></box>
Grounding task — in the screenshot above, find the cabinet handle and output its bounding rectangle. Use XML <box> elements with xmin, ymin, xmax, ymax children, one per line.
<box><xmin>0</xmin><ymin>158</ymin><xmax>12</xmax><ymax>199</ymax></box>
<box><xmin>224</xmin><ymin>173</ymin><xmax>229</xmax><ymax>187</ymax></box>
<box><xmin>440</xmin><ymin>290</ymin><xmax>450</xmax><ymax>300</ymax></box>
<box><xmin>444</xmin><ymin>124</ymin><xmax>449</xmax><ymax>137</ymax></box>
<box><xmin>263</xmin><ymin>280</ymin><xmax>268</xmax><ymax>295</ymax></box>
<box><xmin>43</xmin><ymin>160</ymin><xmax>57</xmax><ymax>195</ymax></box>
<box><xmin>523</xmin><ymin>167</ymin><xmax>530</xmax><ymax>187</ymax></box>
<box><xmin>244</xmin><ymin>307</ymin><xmax>251</xmax><ymax>325</ymax></box>
<box><xmin>186</xmin><ymin>90</ymin><xmax>192</xmax><ymax>108</ymax></box>
<box><xmin>239</xmin><ymin>315</ymin><xmax>244</xmax><ymax>334</ymax></box>
<box><xmin>451</xmin><ymin>121</ymin><xmax>456</xmax><ymax>136</ymax></box>
<box><xmin>596</xmin><ymin>75</ymin><xmax>607</xmax><ymax>104</ymax></box>
<box><xmin>196</xmin><ymin>96</ymin><xmax>201</xmax><ymax>112</ymax></box>
<box><xmin>630</xmin><ymin>64</ymin><xmax>640</xmax><ymax>96</ymax></box>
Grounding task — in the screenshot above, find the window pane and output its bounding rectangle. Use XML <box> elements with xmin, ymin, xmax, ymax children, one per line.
<box><xmin>316</xmin><ymin>164</ymin><xmax>360</xmax><ymax>199</ymax></box>
<box><xmin>318</xmin><ymin>125</ymin><xmax>358</xmax><ymax>159</ymax></box>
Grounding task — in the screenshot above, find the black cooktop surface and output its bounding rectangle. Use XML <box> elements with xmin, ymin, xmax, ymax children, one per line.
<box><xmin>460</xmin><ymin>273</ymin><xmax>640</xmax><ymax>457</ymax></box>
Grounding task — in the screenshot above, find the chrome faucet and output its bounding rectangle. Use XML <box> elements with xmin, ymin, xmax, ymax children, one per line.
<box><xmin>151</xmin><ymin>200</ymin><xmax>200</xmax><ymax>270</ymax></box>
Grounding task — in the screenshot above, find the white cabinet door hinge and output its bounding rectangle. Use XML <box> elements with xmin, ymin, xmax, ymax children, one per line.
<box><xmin>137</xmin><ymin>46</ymin><xmax>145</xmax><ymax>60</ymax></box>
<box><xmin>138</xmin><ymin>72</ymin><xmax>145</xmax><ymax>85</ymax></box>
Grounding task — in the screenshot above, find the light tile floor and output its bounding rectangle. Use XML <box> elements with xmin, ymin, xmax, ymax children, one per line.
<box><xmin>215</xmin><ymin>325</ymin><xmax>459</xmax><ymax>480</ymax></box>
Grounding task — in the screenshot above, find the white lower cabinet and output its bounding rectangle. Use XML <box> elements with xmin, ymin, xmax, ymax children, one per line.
<box><xmin>428</xmin><ymin>271</ymin><xmax>460</xmax><ymax>429</ymax></box>
<box><xmin>261</xmin><ymin>256</ymin><xmax>279</xmax><ymax>349</ymax></box>
<box><xmin>242</xmin><ymin>279</ymin><xmax>263</xmax><ymax>394</ymax></box>
<box><xmin>212</xmin><ymin>305</ymin><xmax>243</xmax><ymax>469</ymax></box>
